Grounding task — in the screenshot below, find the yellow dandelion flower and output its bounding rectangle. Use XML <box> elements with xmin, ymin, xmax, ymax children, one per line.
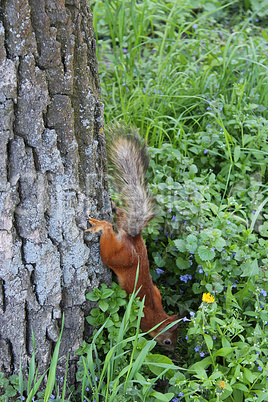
<box><xmin>219</xmin><ymin>381</ymin><xmax>226</xmax><ymax>389</ymax></box>
<box><xmin>202</xmin><ymin>292</ymin><xmax>215</xmax><ymax>304</ymax></box>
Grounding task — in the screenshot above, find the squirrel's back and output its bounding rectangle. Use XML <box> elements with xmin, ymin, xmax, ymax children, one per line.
<box><xmin>107</xmin><ymin>125</ymin><xmax>154</xmax><ymax>237</ymax></box>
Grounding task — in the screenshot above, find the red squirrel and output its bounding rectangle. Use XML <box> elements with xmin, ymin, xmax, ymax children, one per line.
<box><xmin>86</xmin><ymin>128</ymin><xmax>178</xmax><ymax>350</ymax></box>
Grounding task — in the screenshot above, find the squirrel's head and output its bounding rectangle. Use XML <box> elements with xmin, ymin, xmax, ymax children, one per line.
<box><xmin>154</xmin><ymin>315</ymin><xmax>179</xmax><ymax>351</ymax></box>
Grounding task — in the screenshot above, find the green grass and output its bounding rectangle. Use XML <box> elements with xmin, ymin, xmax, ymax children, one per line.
<box><xmin>0</xmin><ymin>317</ymin><xmax>71</xmax><ymax>401</ymax></box>
<box><xmin>94</xmin><ymin>0</ymin><xmax>267</xmax><ymax>150</ymax></box>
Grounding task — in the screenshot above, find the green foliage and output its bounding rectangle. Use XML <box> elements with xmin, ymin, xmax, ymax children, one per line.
<box><xmin>168</xmin><ymin>288</ymin><xmax>268</xmax><ymax>401</ymax></box>
<box><xmin>143</xmin><ymin>142</ymin><xmax>268</xmax><ymax>307</ymax></box>
<box><xmin>76</xmin><ymin>284</ymin><xmax>180</xmax><ymax>401</ymax></box>
<box><xmin>0</xmin><ymin>317</ymin><xmax>70</xmax><ymax>402</ymax></box>
<box><xmin>84</xmin><ymin>282</ymin><xmax>142</xmax><ymax>354</ymax></box>
<box><xmin>142</xmin><ymin>122</ymin><xmax>268</xmax><ymax>400</ymax></box>
<box><xmin>91</xmin><ymin>0</ymin><xmax>268</xmax><ymax>400</ymax></box>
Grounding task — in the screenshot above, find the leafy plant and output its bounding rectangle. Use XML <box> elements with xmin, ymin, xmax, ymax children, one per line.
<box><xmin>84</xmin><ymin>282</ymin><xmax>141</xmax><ymax>354</ymax></box>
<box><xmin>169</xmin><ymin>289</ymin><xmax>268</xmax><ymax>401</ymax></box>
<box><xmin>76</xmin><ymin>282</ymin><xmax>180</xmax><ymax>401</ymax></box>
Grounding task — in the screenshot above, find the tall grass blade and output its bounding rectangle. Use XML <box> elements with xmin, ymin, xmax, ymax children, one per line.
<box><xmin>123</xmin><ymin>295</ymin><xmax>145</xmax><ymax>393</ymax></box>
<box><xmin>18</xmin><ymin>355</ymin><xmax>24</xmax><ymax>400</ymax></box>
<box><xmin>250</xmin><ymin>197</ymin><xmax>268</xmax><ymax>232</ymax></box>
<box><xmin>44</xmin><ymin>314</ymin><xmax>65</xmax><ymax>402</ymax></box>
<box><xmin>61</xmin><ymin>351</ymin><xmax>69</xmax><ymax>402</ymax></box>
<box><xmin>27</xmin><ymin>328</ymin><xmax>36</xmax><ymax>395</ymax></box>
<box><xmin>26</xmin><ymin>368</ymin><xmax>48</xmax><ymax>402</ymax></box>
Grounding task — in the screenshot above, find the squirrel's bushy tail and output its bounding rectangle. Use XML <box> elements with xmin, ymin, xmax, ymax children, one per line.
<box><xmin>107</xmin><ymin>124</ymin><xmax>155</xmax><ymax>237</ymax></box>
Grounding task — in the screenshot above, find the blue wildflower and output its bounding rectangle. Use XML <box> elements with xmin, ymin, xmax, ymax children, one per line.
<box><xmin>180</xmin><ymin>274</ymin><xmax>192</xmax><ymax>283</ymax></box>
<box><xmin>156</xmin><ymin>268</ymin><xmax>164</xmax><ymax>275</ymax></box>
<box><xmin>182</xmin><ymin>316</ymin><xmax>190</xmax><ymax>322</ymax></box>
<box><xmin>260</xmin><ymin>289</ymin><xmax>267</xmax><ymax>297</ymax></box>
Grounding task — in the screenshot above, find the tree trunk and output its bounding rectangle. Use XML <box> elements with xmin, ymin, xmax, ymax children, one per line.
<box><xmin>0</xmin><ymin>0</ymin><xmax>111</xmax><ymax>384</ymax></box>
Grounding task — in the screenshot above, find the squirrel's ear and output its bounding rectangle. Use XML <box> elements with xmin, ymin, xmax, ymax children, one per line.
<box><xmin>165</xmin><ymin>315</ymin><xmax>179</xmax><ymax>332</ymax></box>
<box><xmin>169</xmin><ymin>322</ymin><xmax>179</xmax><ymax>332</ymax></box>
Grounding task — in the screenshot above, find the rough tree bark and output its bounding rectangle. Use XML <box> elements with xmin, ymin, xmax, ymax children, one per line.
<box><xmin>0</xmin><ymin>0</ymin><xmax>111</xmax><ymax>384</ymax></box>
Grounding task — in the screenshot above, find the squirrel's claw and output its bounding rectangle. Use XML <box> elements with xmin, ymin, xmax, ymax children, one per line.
<box><xmin>85</xmin><ymin>217</ymin><xmax>107</xmax><ymax>234</ymax></box>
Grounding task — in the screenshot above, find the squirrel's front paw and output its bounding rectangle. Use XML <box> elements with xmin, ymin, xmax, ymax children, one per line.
<box><xmin>85</xmin><ymin>217</ymin><xmax>110</xmax><ymax>234</ymax></box>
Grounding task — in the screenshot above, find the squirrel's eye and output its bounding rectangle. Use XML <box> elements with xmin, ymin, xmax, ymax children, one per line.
<box><xmin>164</xmin><ymin>339</ymin><xmax>171</xmax><ymax>345</ymax></box>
